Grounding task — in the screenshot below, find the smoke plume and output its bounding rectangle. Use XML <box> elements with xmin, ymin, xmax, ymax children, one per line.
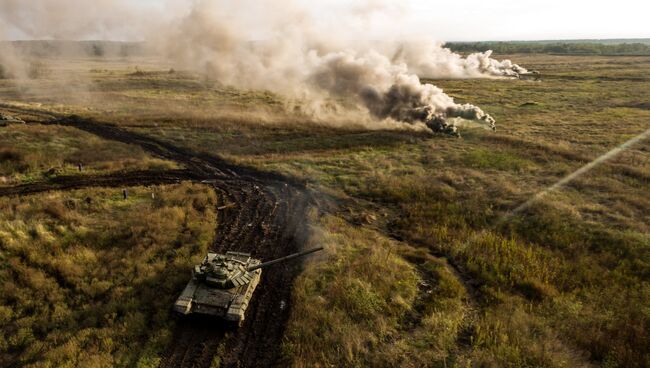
<box><xmin>309</xmin><ymin>50</ymin><xmax>495</xmax><ymax>135</ymax></box>
<box><xmin>391</xmin><ymin>43</ymin><xmax>529</xmax><ymax>79</ymax></box>
<box><xmin>0</xmin><ymin>0</ymin><xmax>528</xmax><ymax>135</ymax></box>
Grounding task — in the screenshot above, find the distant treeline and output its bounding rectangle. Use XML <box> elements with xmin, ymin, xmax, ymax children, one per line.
<box><xmin>3</xmin><ymin>40</ymin><xmax>147</xmax><ymax>58</ymax></box>
<box><xmin>446</xmin><ymin>41</ymin><xmax>650</xmax><ymax>55</ymax></box>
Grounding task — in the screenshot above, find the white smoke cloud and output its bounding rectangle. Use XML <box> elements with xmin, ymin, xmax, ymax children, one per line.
<box><xmin>308</xmin><ymin>50</ymin><xmax>495</xmax><ymax>135</ymax></box>
<box><xmin>0</xmin><ymin>23</ymin><xmax>26</xmax><ymax>80</ymax></box>
<box><xmin>0</xmin><ymin>0</ymin><xmax>149</xmax><ymax>40</ymax></box>
<box><xmin>391</xmin><ymin>42</ymin><xmax>528</xmax><ymax>79</ymax></box>
<box><xmin>0</xmin><ymin>0</ymin><xmax>527</xmax><ymax>135</ymax></box>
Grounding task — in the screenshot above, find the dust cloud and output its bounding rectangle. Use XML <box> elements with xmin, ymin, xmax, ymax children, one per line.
<box><xmin>392</xmin><ymin>44</ymin><xmax>529</xmax><ymax>79</ymax></box>
<box><xmin>0</xmin><ymin>0</ymin><xmax>528</xmax><ymax>134</ymax></box>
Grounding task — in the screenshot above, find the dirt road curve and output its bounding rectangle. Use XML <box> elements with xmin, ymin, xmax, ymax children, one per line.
<box><xmin>0</xmin><ymin>111</ymin><xmax>312</xmax><ymax>368</ymax></box>
<box><xmin>0</xmin><ymin>169</ymin><xmax>206</xmax><ymax>197</ymax></box>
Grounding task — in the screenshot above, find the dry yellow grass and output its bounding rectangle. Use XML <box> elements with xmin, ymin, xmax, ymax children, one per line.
<box><xmin>284</xmin><ymin>215</ymin><xmax>469</xmax><ymax>367</ymax></box>
<box><xmin>0</xmin><ymin>183</ymin><xmax>216</xmax><ymax>367</ymax></box>
<box><xmin>0</xmin><ymin>53</ymin><xmax>648</xmax><ymax>367</ymax></box>
<box><xmin>0</xmin><ymin>123</ymin><xmax>177</xmax><ymax>186</ymax></box>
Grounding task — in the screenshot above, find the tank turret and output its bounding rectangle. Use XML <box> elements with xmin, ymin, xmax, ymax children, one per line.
<box><xmin>174</xmin><ymin>247</ymin><xmax>324</xmax><ymax>324</ymax></box>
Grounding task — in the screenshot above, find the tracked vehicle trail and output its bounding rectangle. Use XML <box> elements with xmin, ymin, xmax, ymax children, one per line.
<box><xmin>0</xmin><ymin>169</ymin><xmax>206</xmax><ymax>197</ymax></box>
<box><xmin>0</xmin><ymin>110</ymin><xmax>312</xmax><ymax>368</ymax></box>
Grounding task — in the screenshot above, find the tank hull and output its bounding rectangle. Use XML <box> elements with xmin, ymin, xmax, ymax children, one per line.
<box><xmin>174</xmin><ymin>270</ymin><xmax>262</xmax><ymax>322</ymax></box>
<box><xmin>0</xmin><ymin>113</ymin><xmax>25</xmax><ymax>126</ymax></box>
<box><xmin>174</xmin><ymin>259</ymin><xmax>262</xmax><ymax>324</ymax></box>
<box><xmin>173</xmin><ymin>247</ymin><xmax>322</xmax><ymax>325</ymax></box>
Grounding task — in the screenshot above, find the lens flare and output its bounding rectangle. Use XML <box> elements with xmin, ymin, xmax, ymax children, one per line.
<box><xmin>503</xmin><ymin>128</ymin><xmax>650</xmax><ymax>221</ymax></box>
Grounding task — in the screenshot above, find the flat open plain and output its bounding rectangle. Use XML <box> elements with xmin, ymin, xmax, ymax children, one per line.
<box><xmin>0</xmin><ymin>54</ymin><xmax>648</xmax><ymax>367</ymax></box>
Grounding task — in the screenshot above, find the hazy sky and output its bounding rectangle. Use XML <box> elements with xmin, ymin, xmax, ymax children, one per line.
<box><xmin>406</xmin><ymin>0</ymin><xmax>650</xmax><ymax>41</ymax></box>
<box><xmin>329</xmin><ymin>0</ymin><xmax>650</xmax><ymax>41</ymax></box>
<box><xmin>1</xmin><ymin>0</ymin><xmax>648</xmax><ymax>41</ymax></box>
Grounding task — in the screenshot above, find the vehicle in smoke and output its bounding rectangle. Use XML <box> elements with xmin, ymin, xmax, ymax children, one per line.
<box><xmin>496</xmin><ymin>68</ymin><xmax>540</xmax><ymax>80</ymax></box>
<box><xmin>517</xmin><ymin>70</ymin><xmax>541</xmax><ymax>81</ymax></box>
<box><xmin>174</xmin><ymin>246</ymin><xmax>324</xmax><ymax>325</ymax></box>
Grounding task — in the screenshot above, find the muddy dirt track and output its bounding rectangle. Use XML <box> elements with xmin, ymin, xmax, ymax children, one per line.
<box><xmin>0</xmin><ymin>110</ymin><xmax>313</xmax><ymax>368</ymax></box>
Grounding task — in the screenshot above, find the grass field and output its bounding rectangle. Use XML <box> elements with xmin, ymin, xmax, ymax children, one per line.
<box><xmin>0</xmin><ymin>123</ymin><xmax>178</xmax><ymax>186</ymax></box>
<box><xmin>0</xmin><ymin>183</ymin><xmax>217</xmax><ymax>367</ymax></box>
<box><xmin>0</xmin><ymin>53</ymin><xmax>648</xmax><ymax>367</ymax></box>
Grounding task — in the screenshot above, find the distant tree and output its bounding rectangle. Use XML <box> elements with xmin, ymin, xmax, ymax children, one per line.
<box><xmin>27</xmin><ymin>61</ymin><xmax>49</xmax><ymax>79</ymax></box>
<box><xmin>120</xmin><ymin>44</ymin><xmax>129</xmax><ymax>57</ymax></box>
<box><xmin>92</xmin><ymin>43</ymin><xmax>105</xmax><ymax>57</ymax></box>
<box><xmin>446</xmin><ymin>41</ymin><xmax>650</xmax><ymax>55</ymax></box>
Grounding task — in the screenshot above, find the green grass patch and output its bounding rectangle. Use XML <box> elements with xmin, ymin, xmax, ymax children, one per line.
<box><xmin>284</xmin><ymin>215</ymin><xmax>471</xmax><ymax>367</ymax></box>
<box><xmin>0</xmin><ymin>183</ymin><xmax>217</xmax><ymax>367</ymax></box>
<box><xmin>0</xmin><ymin>124</ymin><xmax>178</xmax><ymax>186</ymax></box>
<box><xmin>461</xmin><ymin>148</ymin><xmax>536</xmax><ymax>171</ymax></box>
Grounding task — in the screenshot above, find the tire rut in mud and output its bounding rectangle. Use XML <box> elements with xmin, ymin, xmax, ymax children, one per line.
<box><xmin>0</xmin><ymin>170</ymin><xmax>205</xmax><ymax>197</ymax></box>
<box><xmin>159</xmin><ymin>182</ymin><xmax>311</xmax><ymax>368</ymax></box>
<box><xmin>1</xmin><ymin>109</ymin><xmax>312</xmax><ymax>368</ymax></box>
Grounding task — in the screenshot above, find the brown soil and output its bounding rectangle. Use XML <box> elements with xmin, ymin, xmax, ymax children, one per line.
<box><xmin>0</xmin><ymin>109</ymin><xmax>313</xmax><ymax>368</ymax></box>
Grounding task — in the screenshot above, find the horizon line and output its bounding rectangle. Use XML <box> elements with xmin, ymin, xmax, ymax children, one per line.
<box><xmin>2</xmin><ymin>37</ymin><xmax>650</xmax><ymax>44</ymax></box>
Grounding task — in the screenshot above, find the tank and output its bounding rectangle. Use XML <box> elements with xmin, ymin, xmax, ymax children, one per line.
<box><xmin>0</xmin><ymin>113</ymin><xmax>25</xmax><ymax>126</ymax></box>
<box><xmin>174</xmin><ymin>246</ymin><xmax>324</xmax><ymax>325</ymax></box>
<box><xmin>518</xmin><ymin>70</ymin><xmax>541</xmax><ymax>81</ymax></box>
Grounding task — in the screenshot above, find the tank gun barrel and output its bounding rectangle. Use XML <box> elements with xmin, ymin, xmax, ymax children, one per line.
<box><xmin>246</xmin><ymin>246</ymin><xmax>324</xmax><ymax>272</ymax></box>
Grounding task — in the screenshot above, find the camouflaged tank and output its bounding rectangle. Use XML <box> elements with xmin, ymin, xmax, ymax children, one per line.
<box><xmin>174</xmin><ymin>247</ymin><xmax>323</xmax><ymax>325</ymax></box>
<box><xmin>0</xmin><ymin>113</ymin><xmax>25</xmax><ymax>126</ymax></box>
